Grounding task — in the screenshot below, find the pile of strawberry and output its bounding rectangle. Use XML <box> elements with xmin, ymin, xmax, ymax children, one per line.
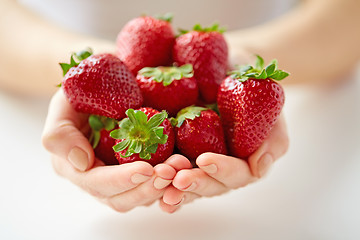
<box><xmin>60</xmin><ymin>15</ymin><xmax>289</xmax><ymax>166</ymax></box>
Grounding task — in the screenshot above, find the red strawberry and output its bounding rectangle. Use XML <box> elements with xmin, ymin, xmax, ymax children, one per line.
<box><xmin>110</xmin><ymin>107</ymin><xmax>175</xmax><ymax>166</ymax></box>
<box><xmin>173</xmin><ymin>24</ymin><xmax>228</xmax><ymax>103</ymax></box>
<box><xmin>88</xmin><ymin>115</ymin><xmax>118</xmax><ymax>165</ymax></box>
<box><xmin>116</xmin><ymin>15</ymin><xmax>175</xmax><ymax>75</ymax></box>
<box><xmin>217</xmin><ymin>56</ymin><xmax>289</xmax><ymax>159</ymax></box>
<box><xmin>60</xmin><ymin>50</ymin><xmax>143</xmax><ymax>120</ymax></box>
<box><xmin>136</xmin><ymin>64</ymin><xmax>198</xmax><ymax>116</ymax></box>
<box><xmin>172</xmin><ymin>106</ymin><xmax>227</xmax><ymax>161</ymax></box>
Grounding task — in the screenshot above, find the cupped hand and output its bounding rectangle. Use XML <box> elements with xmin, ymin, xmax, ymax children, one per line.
<box><xmin>41</xmin><ymin>90</ymin><xmax>179</xmax><ymax>212</ymax></box>
<box><xmin>159</xmin><ymin>114</ymin><xmax>289</xmax><ymax>213</ymax></box>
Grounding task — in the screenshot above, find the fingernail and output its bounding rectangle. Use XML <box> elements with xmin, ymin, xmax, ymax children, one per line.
<box><xmin>183</xmin><ymin>182</ymin><xmax>197</xmax><ymax>191</ymax></box>
<box><xmin>174</xmin><ymin>196</ymin><xmax>185</xmax><ymax>206</ymax></box>
<box><xmin>200</xmin><ymin>164</ymin><xmax>217</xmax><ymax>174</ymax></box>
<box><xmin>258</xmin><ymin>153</ymin><xmax>273</xmax><ymax>178</ymax></box>
<box><xmin>153</xmin><ymin>177</ymin><xmax>172</xmax><ymax>190</ymax></box>
<box><xmin>68</xmin><ymin>147</ymin><xmax>89</xmax><ymax>171</ymax></box>
<box><xmin>131</xmin><ymin>173</ymin><xmax>151</xmax><ymax>184</ymax></box>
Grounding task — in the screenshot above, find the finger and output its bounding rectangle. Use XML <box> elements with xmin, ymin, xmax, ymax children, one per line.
<box><xmin>153</xmin><ymin>163</ymin><xmax>176</xmax><ymax>190</ymax></box>
<box><xmin>160</xmin><ymin>187</ymin><xmax>200</xmax><ymax>213</ymax></box>
<box><xmin>172</xmin><ymin>168</ymin><xmax>229</xmax><ymax>197</ymax></box>
<box><xmin>162</xmin><ymin>185</ymin><xmax>185</xmax><ymax>205</ymax></box>
<box><xmin>42</xmin><ymin>90</ymin><xmax>94</xmax><ymax>171</ymax></box>
<box><xmin>103</xmin><ymin>164</ymin><xmax>178</xmax><ymax>212</ymax></box>
<box><xmin>159</xmin><ymin>198</ymin><xmax>181</xmax><ymax>214</ymax></box>
<box><xmin>106</xmin><ymin>175</ymin><xmax>165</xmax><ymax>213</ymax></box>
<box><xmin>163</xmin><ymin>154</ymin><xmax>193</xmax><ymax>171</ymax></box>
<box><xmin>51</xmin><ymin>155</ymin><xmax>154</xmax><ymax>198</ymax></box>
<box><xmin>248</xmin><ymin>114</ymin><xmax>289</xmax><ymax>178</ymax></box>
<box><xmin>196</xmin><ymin>153</ymin><xmax>257</xmax><ymax>189</ymax></box>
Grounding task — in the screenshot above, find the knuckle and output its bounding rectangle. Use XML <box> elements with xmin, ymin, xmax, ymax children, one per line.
<box><xmin>42</xmin><ymin>120</ymin><xmax>75</xmax><ymax>152</ymax></box>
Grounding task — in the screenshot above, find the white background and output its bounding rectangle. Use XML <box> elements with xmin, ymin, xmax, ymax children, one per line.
<box><xmin>1</xmin><ymin>68</ymin><xmax>359</xmax><ymax>240</ymax></box>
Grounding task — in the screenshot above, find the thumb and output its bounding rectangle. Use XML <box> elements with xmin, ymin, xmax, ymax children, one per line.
<box><xmin>248</xmin><ymin>114</ymin><xmax>289</xmax><ymax>178</ymax></box>
<box><xmin>42</xmin><ymin>90</ymin><xmax>95</xmax><ymax>171</ymax></box>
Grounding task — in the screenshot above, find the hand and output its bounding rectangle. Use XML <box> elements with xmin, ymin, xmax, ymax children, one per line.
<box><xmin>159</xmin><ymin>115</ymin><xmax>289</xmax><ymax>213</ymax></box>
<box><xmin>42</xmin><ymin>90</ymin><xmax>176</xmax><ymax>212</ymax></box>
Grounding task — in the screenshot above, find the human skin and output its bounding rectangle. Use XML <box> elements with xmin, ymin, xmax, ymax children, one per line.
<box><xmin>2</xmin><ymin>0</ymin><xmax>358</xmax><ymax>212</ymax></box>
<box><xmin>1</xmin><ymin>0</ymin><xmax>359</xmax><ymax>96</ymax></box>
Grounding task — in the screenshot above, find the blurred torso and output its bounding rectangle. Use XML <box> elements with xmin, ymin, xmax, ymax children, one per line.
<box><xmin>19</xmin><ymin>0</ymin><xmax>298</xmax><ymax>40</ymax></box>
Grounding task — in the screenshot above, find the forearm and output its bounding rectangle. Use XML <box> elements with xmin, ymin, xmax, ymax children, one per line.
<box><xmin>226</xmin><ymin>0</ymin><xmax>360</xmax><ymax>85</ymax></box>
<box><xmin>0</xmin><ymin>0</ymin><xmax>115</xmax><ymax>97</ymax></box>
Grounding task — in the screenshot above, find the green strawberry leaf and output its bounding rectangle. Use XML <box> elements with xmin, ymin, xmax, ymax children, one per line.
<box><xmin>118</xmin><ymin>118</ymin><xmax>132</xmax><ymax>131</ymax></box>
<box><xmin>139</xmin><ymin>64</ymin><xmax>194</xmax><ymax>87</ymax></box>
<box><xmin>110</xmin><ymin>109</ymin><xmax>169</xmax><ymax>160</ymax></box>
<box><xmin>154</xmin><ymin>127</ymin><xmax>164</xmax><ymax>138</ymax></box>
<box><xmin>205</xmin><ymin>103</ymin><xmax>220</xmax><ymax>115</ymax></box>
<box><xmin>175</xmin><ymin>106</ymin><xmax>207</xmax><ymax>127</ymax></box>
<box><xmin>128</xmin><ymin>140</ymin><xmax>142</xmax><ymax>154</ymax></box>
<box><xmin>255</xmin><ymin>55</ymin><xmax>265</xmax><ymax>69</ymax></box>
<box><xmin>113</xmin><ymin>139</ymin><xmax>131</xmax><ymax>152</ymax></box>
<box><xmin>75</xmin><ymin>49</ymin><xmax>92</xmax><ymax>61</ymax></box>
<box><xmin>89</xmin><ymin>115</ymin><xmax>105</xmax><ymax>131</ymax></box>
<box><xmin>230</xmin><ymin>54</ymin><xmax>290</xmax><ymax>82</ymax></box>
<box><xmin>89</xmin><ymin>115</ymin><xmax>118</xmax><ymax>149</ymax></box>
<box><xmin>145</xmin><ymin>144</ymin><xmax>158</xmax><ymax>154</ymax></box>
<box><xmin>59</xmin><ymin>62</ymin><xmax>75</xmax><ymax>77</ymax></box>
<box><xmin>104</xmin><ymin>118</ymin><xmax>117</xmax><ymax>131</ymax></box>
<box><xmin>147</xmin><ymin>111</ymin><xmax>168</xmax><ymax>129</ymax></box>
<box><xmin>169</xmin><ymin>117</ymin><xmax>178</xmax><ymax>127</ymax></box>
<box><xmin>270</xmin><ymin>70</ymin><xmax>290</xmax><ymax>80</ymax></box>
<box><xmin>121</xmin><ymin>148</ymin><xmax>133</xmax><ymax>158</ymax></box>
<box><xmin>257</xmin><ymin>69</ymin><xmax>268</xmax><ymax>79</ymax></box>
<box><xmin>90</xmin><ymin>131</ymin><xmax>100</xmax><ymax>149</ymax></box>
<box><xmin>134</xmin><ymin>110</ymin><xmax>148</xmax><ymax>125</ymax></box>
<box><xmin>139</xmin><ymin>151</ymin><xmax>151</xmax><ymax>160</ymax></box>
<box><xmin>156</xmin><ymin>12</ymin><xmax>173</xmax><ymax>22</ymax></box>
<box><xmin>59</xmin><ymin>48</ymin><xmax>93</xmax><ymax>76</ymax></box>
<box><xmin>110</xmin><ymin>128</ymin><xmax>128</xmax><ymax>139</ymax></box>
<box><xmin>265</xmin><ymin>63</ymin><xmax>276</xmax><ymax>76</ymax></box>
<box><xmin>192</xmin><ymin>23</ymin><xmax>226</xmax><ymax>33</ymax></box>
<box><xmin>178</xmin><ymin>23</ymin><xmax>226</xmax><ymax>36</ymax></box>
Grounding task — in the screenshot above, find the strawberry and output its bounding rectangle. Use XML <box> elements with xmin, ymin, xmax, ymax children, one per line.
<box><xmin>60</xmin><ymin>50</ymin><xmax>143</xmax><ymax>120</ymax></box>
<box><xmin>137</xmin><ymin>64</ymin><xmax>198</xmax><ymax>116</ymax></box>
<box><xmin>171</xmin><ymin>106</ymin><xmax>227</xmax><ymax>161</ymax></box>
<box><xmin>110</xmin><ymin>107</ymin><xmax>175</xmax><ymax>166</ymax></box>
<box><xmin>173</xmin><ymin>24</ymin><xmax>228</xmax><ymax>103</ymax></box>
<box><xmin>217</xmin><ymin>56</ymin><xmax>289</xmax><ymax>159</ymax></box>
<box><xmin>88</xmin><ymin>115</ymin><xmax>118</xmax><ymax>165</ymax></box>
<box><xmin>116</xmin><ymin>14</ymin><xmax>175</xmax><ymax>75</ymax></box>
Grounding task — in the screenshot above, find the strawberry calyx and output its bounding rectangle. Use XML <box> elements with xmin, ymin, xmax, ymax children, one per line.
<box><xmin>179</xmin><ymin>23</ymin><xmax>226</xmax><ymax>35</ymax></box>
<box><xmin>170</xmin><ymin>106</ymin><xmax>207</xmax><ymax>127</ymax></box>
<box><xmin>88</xmin><ymin>115</ymin><xmax>118</xmax><ymax>149</ymax></box>
<box><xmin>59</xmin><ymin>48</ymin><xmax>93</xmax><ymax>77</ymax></box>
<box><xmin>138</xmin><ymin>64</ymin><xmax>194</xmax><ymax>86</ymax></box>
<box><xmin>229</xmin><ymin>55</ymin><xmax>290</xmax><ymax>82</ymax></box>
<box><xmin>110</xmin><ymin>109</ymin><xmax>169</xmax><ymax>160</ymax></box>
<box><xmin>155</xmin><ymin>13</ymin><xmax>173</xmax><ymax>23</ymax></box>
